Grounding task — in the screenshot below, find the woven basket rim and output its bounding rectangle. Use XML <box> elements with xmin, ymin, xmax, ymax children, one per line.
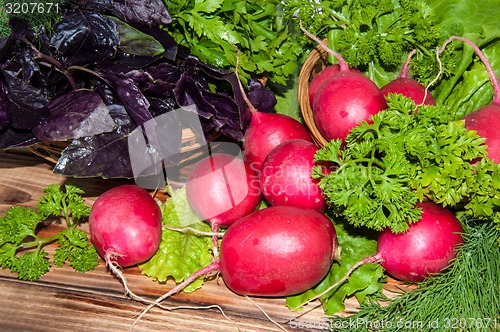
<box><xmin>298</xmin><ymin>39</ymin><xmax>332</xmax><ymax>147</ymax></box>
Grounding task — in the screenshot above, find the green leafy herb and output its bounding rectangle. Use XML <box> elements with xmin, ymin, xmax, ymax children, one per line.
<box><xmin>0</xmin><ymin>0</ymin><xmax>66</xmax><ymax>35</ymax></box>
<box><xmin>139</xmin><ymin>186</ymin><xmax>213</xmax><ymax>292</ymax></box>
<box><xmin>330</xmin><ymin>217</ymin><xmax>500</xmax><ymax>332</ymax></box>
<box><xmin>286</xmin><ymin>218</ymin><xmax>385</xmax><ymax>315</ymax></box>
<box><xmin>314</xmin><ymin>94</ymin><xmax>500</xmax><ymax>234</ymax></box>
<box><xmin>162</xmin><ymin>0</ymin><xmax>304</xmax><ymax>85</ymax></box>
<box><xmin>288</xmin><ymin>0</ymin><xmax>444</xmax><ymax>87</ymax></box>
<box><xmin>0</xmin><ymin>184</ymin><xmax>98</xmax><ymax>281</ymax></box>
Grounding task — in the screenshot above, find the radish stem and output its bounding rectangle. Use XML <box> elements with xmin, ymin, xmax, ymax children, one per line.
<box><xmin>439</xmin><ymin>36</ymin><xmax>500</xmax><ymax>105</ymax></box>
<box><xmin>299</xmin><ymin>21</ymin><xmax>350</xmax><ymax>72</ymax></box>
<box><xmin>400</xmin><ymin>49</ymin><xmax>417</xmax><ymax>79</ymax></box>
<box><xmin>293</xmin><ymin>253</ymin><xmax>384</xmax><ymax>310</ymax></box>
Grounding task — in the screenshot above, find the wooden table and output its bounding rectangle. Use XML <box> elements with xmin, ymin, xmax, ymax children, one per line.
<box><xmin>1</xmin><ymin>149</ymin><xmax>356</xmax><ymax>332</ymax></box>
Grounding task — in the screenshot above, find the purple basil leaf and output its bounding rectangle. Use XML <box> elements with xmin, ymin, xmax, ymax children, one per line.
<box><xmin>53</xmin><ymin>104</ymin><xmax>135</xmax><ymax>178</ymax></box>
<box><xmin>247</xmin><ymin>78</ymin><xmax>277</xmax><ymax>113</ymax></box>
<box><xmin>86</xmin><ymin>0</ymin><xmax>171</xmax><ymax>27</ymax></box>
<box><xmin>75</xmin><ymin>0</ymin><xmax>171</xmax><ymax>27</ymax></box>
<box><xmin>0</xmin><ymin>82</ymin><xmax>8</xmax><ymax>130</ymax></box>
<box><xmin>101</xmin><ymin>71</ymin><xmax>153</xmax><ymax>126</ymax></box>
<box><xmin>32</xmin><ymin>89</ymin><xmax>115</xmax><ymax>142</ymax></box>
<box><xmin>6</xmin><ymin>78</ymin><xmax>49</xmax><ymax>129</ymax></box>
<box><xmin>0</xmin><ymin>127</ymin><xmax>37</xmax><ymax>148</ymax></box>
<box><xmin>50</xmin><ymin>11</ymin><xmax>119</xmax><ymax>66</ymax></box>
<box><xmin>8</xmin><ymin>17</ymin><xmax>36</xmax><ymax>41</ymax></box>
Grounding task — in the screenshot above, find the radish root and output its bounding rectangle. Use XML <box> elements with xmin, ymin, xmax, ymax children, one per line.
<box><xmin>163</xmin><ymin>225</ymin><xmax>225</xmax><ymax>237</ymax></box>
<box><xmin>244</xmin><ymin>295</ymin><xmax>289</xmax><ymax>332</ymax></box>
<box><xmin>132</xmin><ymin>261</ymin><xmax>221</xmax><ymax>328</ymax></box>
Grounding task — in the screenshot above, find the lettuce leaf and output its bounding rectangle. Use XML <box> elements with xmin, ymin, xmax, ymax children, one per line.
<box><xmin>424</xmin><ymin>0</ymin><xmax>500</xmax><ymax>118</ymax></box>
<box><xmin>139</xmin><ymin>186</ymin><xmax>213</xmax><ymax>293</ymax></box>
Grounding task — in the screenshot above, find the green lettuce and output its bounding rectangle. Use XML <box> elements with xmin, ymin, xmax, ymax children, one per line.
<box><xmin>424</xmin><ymin>0</ymin><xmax>500</xmax><ymax>118</ymax></box>
<box><xmin>139</xmin><ymin>187</ymin><xmax>214</xmax><ymax>292</ymax></box>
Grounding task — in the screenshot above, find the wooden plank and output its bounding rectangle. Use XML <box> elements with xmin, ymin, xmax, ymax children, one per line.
<box><xmin>1</xmin><ymin>149</ymin><xmax>342</xmax><ymax>331</ymax></box>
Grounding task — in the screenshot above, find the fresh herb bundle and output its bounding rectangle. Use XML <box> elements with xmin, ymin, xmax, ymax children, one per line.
<box><xmin>0</xmin><ymin>184</ymin><xmax>98</xmax><ymax>281</ymax></box>
<box><xmin>162</xmin><ymin>0</ymin><xmax>303</xmax><ymax>85</ymax></box>
<box><xmin>330</xmin><ymin>217</ymin><xmax>500</xmax><ymax>332</ymax></box>
<box><xmin>287</xmin><ymin>0</ymin><xmax>443</xmax><ymax>87</ymax></box>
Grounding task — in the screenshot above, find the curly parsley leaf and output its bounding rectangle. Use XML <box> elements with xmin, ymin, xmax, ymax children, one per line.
<box><xmin>0</xmin><ymin>184</ymin><xmax>97</xmax><ymax>281</ymax></box>
<box><xmin>315</xmin><ymin>94</ymin><xmax>495</xmax><ymax>233</ymax></box>
<box><xmin>54</xmin><ymin>228</ymin><xmax>100</xmax><ymax>273</ymax></box>
<box><xmin>37</xmin><ymin>184</ymin><xmax>90</xmax><ymax>224</ymax></box>
<box><xmin>289</xmin><ymin>0</ymin><xmax>444</xmax><ymax>87</ymax></box>
<box><xmin>139</xmin><ymin>186</ymin><xmax>213</xmax><ymax>292</ymax></box>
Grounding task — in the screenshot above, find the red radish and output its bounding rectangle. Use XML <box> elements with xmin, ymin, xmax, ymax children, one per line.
<box><xmin>381</xmin><ymin>50</ymin><xmax>436</xmax><ymax>106</ymax></box>
<box><xmin>186</xmin><ymin>152</ymin><xmax>261</xmax><ymax>228</ymax></box>
<box><xmin>235</xmin><ymin>57</ymin><xmax>312</xmax><ymax>171</ymax></box>
<box><xmin>309</xmin><ymin>65</ymin><xmax>359</xmax><ymax>106</ymax></box>
<box><xmin>218</xmin><ymin>206</ymin><xmax>337</xmax><ymax>296</ymax></box>
<box><xmin>301</xmin><ymin>23</ymin><xmax>387</xmax><ymax>142</ymax></box>
<box><xmin>377</xmin><ymin>201</ymin><xmax>463</xmax><ymax>282</ymax></box>
<box><xmin>242</xmin><ymin>112</ymin><xmax>313</xmax><ymax>171</ymax></box>
<box><xmin>463</xmin><ymin>106</ymin><xmax>500</xmax><ymax>163</ymax></box>
<box><xmin>296</xmin><ymin>200</ymin><xmax>464</xmax><ymax>309</ymax></box>
<box><xmin>309</xmin><ymin>65</ymin><xmax>343</xmax><ymax>106</ymax></box>
<box><xmin>260</xmin><ymin>139</ymin><xmax>326</xmax><ymax>211</ymax></box>
<box><xmin>439</xmin><ymin>36</ymin><xmax>500</xmax><ymax>163</ymax></box>
<box><xmin>89</xmin><ymin>184</ymin><xmax>162</xmax><ymax>267</ymax></box>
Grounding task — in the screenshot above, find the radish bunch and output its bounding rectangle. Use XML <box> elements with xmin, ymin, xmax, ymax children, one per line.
<box><xmin>84</xmin><ymin>33</ymin><xmax>500</xmax><ymax>329</ymax></box>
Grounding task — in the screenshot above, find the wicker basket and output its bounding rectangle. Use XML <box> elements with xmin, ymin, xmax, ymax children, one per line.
<box><xmin>298</xmin><ymin>39</ymin><xmax>331</xmax><ymax>147</ymax></box>
<box><xmin>26</xmin><ymin>127</ymin><xmax>206</xmax><ymax>166</ymax></box>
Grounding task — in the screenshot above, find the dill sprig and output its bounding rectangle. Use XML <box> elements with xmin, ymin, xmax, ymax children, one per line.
<box><xmin>329</xmin><ymin>217</ymin><xmax>500</xmax><ymax>332</ymax></box>
<box><xmin>0</xmin><ymin>0</ymin><xmax>67</xmax><ymax>36</ymax></box>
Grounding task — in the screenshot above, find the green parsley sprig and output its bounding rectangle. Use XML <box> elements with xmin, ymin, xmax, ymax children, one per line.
<box><xmin>288</xmin><ymin>0</ymin><xmax>446</xmax><ymax>87</ymax></box>
<box><xmin>0</xmin><ymin>184</ymin><xmax>99</xmax><ymax>281</ymax></box>
<box><xmin>314</xmin><ymin>94</ymin><xmax>500</xmax><ymax>236</ymax></box>
<box><xmin>162</xmin><ymin>0</ymin><xmax>303</xmax><ymax>85</ymax></box>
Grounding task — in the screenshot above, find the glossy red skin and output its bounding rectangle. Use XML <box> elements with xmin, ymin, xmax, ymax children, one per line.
<box><xmin>463</xmin><ymin>104</ymin><xmax>500</xmax><ymax>164</ymax></box>
<box><xmin>186</xmin><ymin>153</ymin><xmax>262</xmax><ymax>227</ymax></box>
<box><xmin>242</xmin><ymin>112</ymin><xmax>312</xmax><ymax>171</ymax></box>
<box><xmin>378</xmin><ymin>201</ymin><xmax>464</xmax><ymax>283</ymax></box>
<box><xmin>313</xmin><ymin>71</ymin><xmax>387</xmax><ymax>141</ymax></box>
<box><xmin>381</xmin><ymin>77</ymin><xmax>436</xmax><ymax>106</ymax></box>
<box><xmin>260</xmin><ymin>139</ymin><xmax>326</xmax><ymax>211</ymax></box>
<box><xmin>89</xmin><ymin>185</ymin><xmax>162</xmax><ymax>267</ymax></box>
<box><xmin>219</xmin><ymin>206</ymin><xmax>337</xmax><ymax>297</ymax></box>
<box><xmin>309</xmin><ymin>65</ymin><xmax>359</xmax><ymax>106</ymax></box>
